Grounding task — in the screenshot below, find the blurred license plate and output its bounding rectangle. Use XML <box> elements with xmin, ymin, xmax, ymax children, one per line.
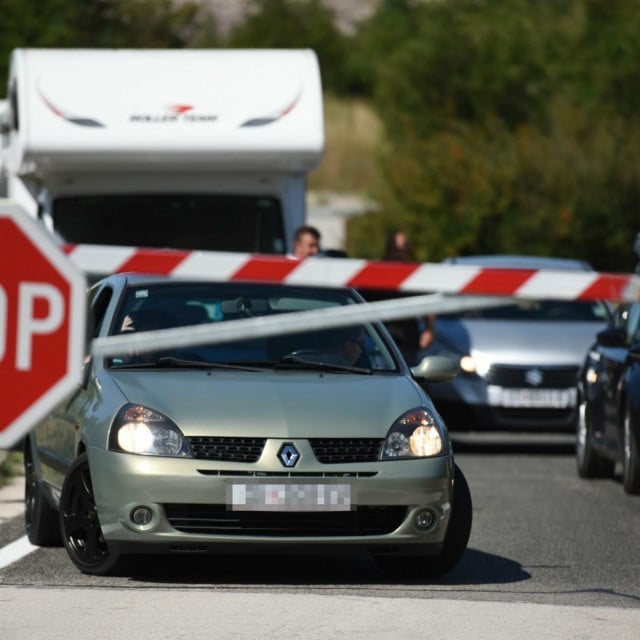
<box><xmin>497</xmin><ymin>387</ymin><xmax>577</xmax><ymax>408</ymax></box>
<box><xmin>229</xmin><ymin>482</ymin><xmax>352</xmax><ymax>512</ymax></box>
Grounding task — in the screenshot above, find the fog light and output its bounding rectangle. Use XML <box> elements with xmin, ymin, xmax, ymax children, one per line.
<box><xmin>131</xmin><ymin>506</ymin><xmax>153</xmax><ymax>526</ymax></box>
<box><xmin>415</xmin><ymin>509</ymin><xmax>436</xmax><ymax>532</ymax></box>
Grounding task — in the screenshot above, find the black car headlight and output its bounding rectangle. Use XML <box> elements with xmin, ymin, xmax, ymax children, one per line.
<box><xmin>109</xmin><ymin>404</ymin><xmax>192</xmax><ymax>457</ymax></box>
<box><xmin>381</xmin><ymin>408</ymin><xmax>445</xmax><ymax>459</ymax></box>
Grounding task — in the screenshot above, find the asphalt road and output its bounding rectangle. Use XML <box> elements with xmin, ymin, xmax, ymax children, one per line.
<box><xmin>1</xmin><ymin>437</ymin><xmax>639</xmax><ymax>638</ymax></box>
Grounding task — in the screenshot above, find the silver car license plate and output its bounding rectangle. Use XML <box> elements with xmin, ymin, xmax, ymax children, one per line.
<box><xmin>228</xmin><ymin>482</ymin><xmax>352</xmax><ymax>511</ymax></box>
<box><xmin>489</xmin><ymin>386</ymin><xmax>577</xmax><ymax>408</ymax></box>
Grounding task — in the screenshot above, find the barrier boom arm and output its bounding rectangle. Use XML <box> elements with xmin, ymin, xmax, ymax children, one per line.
<box><xmin>64</xmin><ymin>244</ymin><xmax>640</xmax><ymax>303</ymax></box>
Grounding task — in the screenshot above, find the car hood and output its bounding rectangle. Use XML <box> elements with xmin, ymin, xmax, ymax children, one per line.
<box><xmin>433</xmin><ymin>319</ymin><xmax>604</xmax><ymax>366</ymax></box>
<box><xmin>108</xmin><ymin>370</ymin><xmax>425</xmax><ymax>437</ymax></box>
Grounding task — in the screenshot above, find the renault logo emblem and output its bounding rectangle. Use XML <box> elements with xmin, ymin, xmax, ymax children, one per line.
<box><xmin>278</xmin><ymin>443</ymin><xmax>299</xmax><ymax>468</ymax></box>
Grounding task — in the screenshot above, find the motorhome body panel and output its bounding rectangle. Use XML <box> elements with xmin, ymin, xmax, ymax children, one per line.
<box><xmin>1</xmin><ymin>49</ymin><xmax>324</xmax><ymax>254</ymax></box>
<box><xmin>7</xmin><ymin>48</ymin><xmax>323</xmax><ymax>174</ymax></box>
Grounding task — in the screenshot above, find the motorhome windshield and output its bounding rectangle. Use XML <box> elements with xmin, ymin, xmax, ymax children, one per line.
<box><xmin>52</xmin><ymin>194</ymin><xmax>286</xmax><ymax>254</ymax></box>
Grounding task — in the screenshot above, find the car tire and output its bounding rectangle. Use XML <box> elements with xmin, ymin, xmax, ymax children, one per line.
<box><xmin>622</xmin><ymin>402</ymin><xmax>640</xmax><ymax>495</ymax></box>
<box><xmin>24</xmin><ymin>445</ymin><xmax>62</xmax><ymax>547</ymax></box>
<box><xmin>376</xmin><ymin>463</ymin><xmax>473</xmax><ymax>580</ymax></box>
<box><xmin>59</xmin><ymin>452</ymin><xmax>122</xmax><ymax>575</ymax></box>
<box><xmin>576</xmin><ymin>396</ymin><xmax>615</xmax><ymax>479</ymax></box>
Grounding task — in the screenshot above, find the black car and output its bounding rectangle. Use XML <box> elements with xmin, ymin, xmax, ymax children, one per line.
<box><xmin>577</xmin><ymin>302</ymin><xmax>640</xmax><ymax>494</ymax></box>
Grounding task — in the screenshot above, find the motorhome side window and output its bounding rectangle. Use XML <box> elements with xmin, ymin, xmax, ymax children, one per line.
<box><xmin>53</xmin><ymin>194</ymin><xmax>286</xmax><ymax>254</ymax></box>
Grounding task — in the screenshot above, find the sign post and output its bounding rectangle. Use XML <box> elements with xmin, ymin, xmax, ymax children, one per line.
<box><xmin>0</xmin><ymin>199</ymin><xmax>86</xmax><ymax>449</ymax></box>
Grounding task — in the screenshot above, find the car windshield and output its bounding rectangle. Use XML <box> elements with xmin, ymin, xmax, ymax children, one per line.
<box><xmin>439</xmin><ymin>299</ymin><xmax>610</xmax><ymax>322</ymax></box>
<box><xmin>108</xmin><ymin>282</ymin><xmax>400</xmax><ymax>372</ymax></box>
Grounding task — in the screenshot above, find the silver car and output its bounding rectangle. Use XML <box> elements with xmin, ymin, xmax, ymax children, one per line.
<box><xmin>421</xmin><ymin>256</ymin><xmax>611</xmax><ymax>432</ymax></box>
<box><xmin>25</xmin><ymin>274</ymin><xmax>471</xmax><ymax>577</ymax></box>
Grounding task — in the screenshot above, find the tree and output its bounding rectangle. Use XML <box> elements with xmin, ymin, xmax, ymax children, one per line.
<box><xmin>348</xmin><ymin>0</ymin><xmax>640</xmax><ymax>272</ymax></box>
<box><xmin>0</xmin><ymin>0</ymin><xmax>217</xmax><ymax>91</ymax></box>
<box><xmin>226</xmin><ymin>0</ymin><xmax>351</xmax><ymax>93</ymax></box>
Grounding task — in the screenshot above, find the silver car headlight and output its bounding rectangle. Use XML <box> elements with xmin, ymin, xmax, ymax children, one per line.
<box><xmin>109</xmin><ymin>404</ymin><xmax>192</xmax><ymax>457</ymax></box>
<box><xmin>381</xmin><ymin>407</ymin><xmax>445</xmax><ymax>459</ymax></box>
<box><xmin>460</xmin><ymin>352</ymin><xmax>491</xmax><ymax>377</ymax></box>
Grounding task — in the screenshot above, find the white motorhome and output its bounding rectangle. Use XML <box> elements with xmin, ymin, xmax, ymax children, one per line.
<box><xmin>0</xmin><ymin>48</ymin><xmax>324</xmax><ymax>255</ymax></box>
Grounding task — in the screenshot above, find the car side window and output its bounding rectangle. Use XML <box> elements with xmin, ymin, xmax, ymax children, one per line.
<box><xmin>90</xmin><ymin>286</ymin><xmax>114</xmax><ymax>338</ymax></box>
<box><xmin>626</xmin><ymin>303</ymin><xmax>640</xmax><ymax>345</ymax></box>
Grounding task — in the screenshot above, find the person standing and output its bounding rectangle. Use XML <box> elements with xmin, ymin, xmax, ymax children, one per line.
<box><xmin>384</xmin><ymin>230</ymin><xmax>411</xmax><ymax>261</ymax></box>
<box><xmin>291</xmin><ymin>225</ymin><xmax>321</xmax><ymax>259</ymax></box>
<box><xmin>361</xmin><ymin>230</ymin><xmax>434</xmax><ymax>364</ymax></box>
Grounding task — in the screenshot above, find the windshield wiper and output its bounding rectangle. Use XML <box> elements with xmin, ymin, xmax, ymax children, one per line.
<box><xmin>277</xmin><ymin>354</ymin><xmax>372</xmax><ymax>375</ymax></box>
<box><xmin>110</xmin><ymin>357</ymin><xmax>265</xmax><ymax>372</ymax></box>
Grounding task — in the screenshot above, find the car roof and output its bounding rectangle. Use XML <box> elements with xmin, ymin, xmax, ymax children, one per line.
<box><xmin>95</xmin><ymin>272</ymin><xmax>359</xmax><ymax>296</ymax></box>
<box><xmin>442</xmin><ymin>254</ymin><xmax>594</xmax><ymax>271</ymax></box>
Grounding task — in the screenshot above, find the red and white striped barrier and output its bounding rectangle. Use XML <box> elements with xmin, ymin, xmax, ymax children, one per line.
<box><xmin>64</xmin><ymin>243</ymin><xmax>640</xmax><ymax>302</ymax></box>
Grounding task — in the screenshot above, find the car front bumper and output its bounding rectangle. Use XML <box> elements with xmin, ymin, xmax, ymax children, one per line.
<box><xmin>424</xmin><ymin>374</ymin><xmax>579</xmax><ymax>432</ymax></box>
<box><xmin>87</xmin><ymin>444</ymin><xmax>455</xmax><ymax>557</ymax></box>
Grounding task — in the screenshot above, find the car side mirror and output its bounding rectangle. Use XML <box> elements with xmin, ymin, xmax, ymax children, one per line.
<box><xmin>596</xmin><ymin>327</ymin><xmax>626</xmax><ymax>348</ymax></box>
<box><xmin>411</xmin><ymin>355</ymin><xmax>459</xmax><ymax>382</ymax></box>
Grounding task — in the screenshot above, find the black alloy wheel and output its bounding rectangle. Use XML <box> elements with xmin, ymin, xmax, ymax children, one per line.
<box><xmin>622</xmin><ymin>402</ymin><xmax>640</xmax><ymax>494</ymax></box>
<box><xmin>375</xmin><ymin>463</ymin><xmax>473</xmax><ymax>580</ymax></box>
<box><xmin>576</xmin><ymin>395</ymin><xmax>614</xmax><ymax>478</ymax></box>
<box><xmin>59</xmin><ymin>452</ymin><xmax>121</xmax><ymax>575</ymax></box>
<box><xmin>24</xmin><ymin>445</ymin><xmax>62</xmax><ymax>546</ymax></box>
<box><xmin>423</xmin><ymin>463</ymin><xmax>473</xmax><ymax>578</ymax></box>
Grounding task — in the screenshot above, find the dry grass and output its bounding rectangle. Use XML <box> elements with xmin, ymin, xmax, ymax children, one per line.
<box><xmin>308</xmin><ymin>94</ymin><xmax>384</xmax><ymax>196</ymax></box>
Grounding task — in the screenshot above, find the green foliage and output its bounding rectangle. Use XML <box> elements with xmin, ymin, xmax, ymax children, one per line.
<box><xmin>1</xmin><ymin>0</ymin><xmax>639</xmax><ymax>271</ymax></box>
<box><xmin>348</xmin><ymin>0</ymin><xmax>640</xmax><ymax>271</ymax></box>
<box><xmin>343</xmin><ymin>0</ymin><xmax>422</xmax><ymax>97</ymax></box>
<box><xmin>0</xmin><ymin>0</ymin><xmax>217</xmax><ymax>90</ymax></box>
<box><xmin>226</xmin><ymin>0</ymin><xmax>352</xmax><ymax>93</ymax></box>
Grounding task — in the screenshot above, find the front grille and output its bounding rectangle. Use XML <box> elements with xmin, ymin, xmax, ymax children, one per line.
<box><xmin>197</xmin><ymin>470</ymin><xmax>377</xmax><ymax>478</ymax></box>
<box><xmin>486</xmin><ymin>365</ymin><xmax>579</xmax><ymax>388</ymax></box>
<box><xmin>164</xmin><ymin>504</ymin><xmax>406</xmax><ymax>536</ymax></box>
<box><xmin>187</xmin><ymin>437</ymin><xmax>384</xmax><ymax>464</ymax></box>
<box><xmin>494</xmin><ymin>407</ymin><xmax>576</xmax><ymax>423</ymax></box>
<box><xmin>188</xmin><ymin>437</ymin><xmax>266</xmax><ymax>462</ymax></box>
<box><xmin>309</xmin><ymin>438</ymin><xmax>383</xmax><ymax>463</ymax></box>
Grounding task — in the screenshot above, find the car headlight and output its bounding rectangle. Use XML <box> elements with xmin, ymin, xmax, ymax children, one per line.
<box><xmin>585</xmin><ymin>365</ymin><xmax>598</xmax><ymax>385</ymax></box>
<box><xmin>459</xmin><ymin>355</ymin><xmax>477</xmax><ymax>374</ymax></box>
<box><xmin>381</xmin><ymin>408</ymin><xmax>445</xmax><ymax>459</ymax></box>
<box><xmin>460</xmin><ymin>352</ymin><xmax>491</xmax><ymax>377</ymax></box>
<box><xmin>109</xmin><ymin>404</ymin><xmax>192</xmax><ymax>457</ymax></box>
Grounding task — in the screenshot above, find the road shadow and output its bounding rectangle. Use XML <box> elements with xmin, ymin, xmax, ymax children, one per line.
<box><xmin>442</xmin><ymin>548</ymin><xmax>530</xmax><ymax>585</ymax></box>
<box><xmin>125</xmin><ymin>547</ymin><xmax>530</xmax><ymax>587</ymax></box>
<box><xmin>450</xmin><ymin>432</ymin><xmax>575</xmax><ymax>456</ymax></box>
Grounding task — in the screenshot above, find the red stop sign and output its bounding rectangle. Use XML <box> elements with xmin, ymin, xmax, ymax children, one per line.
<box><xmin>0</xmin><ymin>201</ymin><xmax>86</xmax><ymax>449</ymax></box>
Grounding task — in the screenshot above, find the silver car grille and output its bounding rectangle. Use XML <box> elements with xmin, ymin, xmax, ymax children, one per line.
<box><xmin>164</xmin><ymin>504</ymin><xmax>406</xmax><ymax>536</ymax></box>
<box><xmin>308</xmin><ymin>438</ymin><xmax>383</xmax><ymax>463</ymax></box>
<box><xmin>188</xmin><ymin>437</ymin><xmax>266</xmax><ymax>462</ymax></box>
<box><xmin>486</xmin><ymin>365</ymin><xmax>579</xmax><ymax>388</ymax></box>
<box><xmin>188</xmin><ymin>437</ymin><xmax>384</xmax><ymax>464</ymax></box>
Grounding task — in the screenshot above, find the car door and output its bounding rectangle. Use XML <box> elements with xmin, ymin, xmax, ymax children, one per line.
<box><xmin>597</xmin><ymin>305</ymin><xmax>629</xmax><ymax>449</ymax></box>
<box><xmin>616</xmin><ymin>304</ymin><xmax>640</xmax><ymax>443</ymax></box>
<box><xmin>33</xmin><ymin>282</ymin><xmax>115</xmax><ymax>490</ymax></box>
<box><xmin>600</xmin><ymin>305</ymin><xmax>638</xmax><ymax>449</ymax></box>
